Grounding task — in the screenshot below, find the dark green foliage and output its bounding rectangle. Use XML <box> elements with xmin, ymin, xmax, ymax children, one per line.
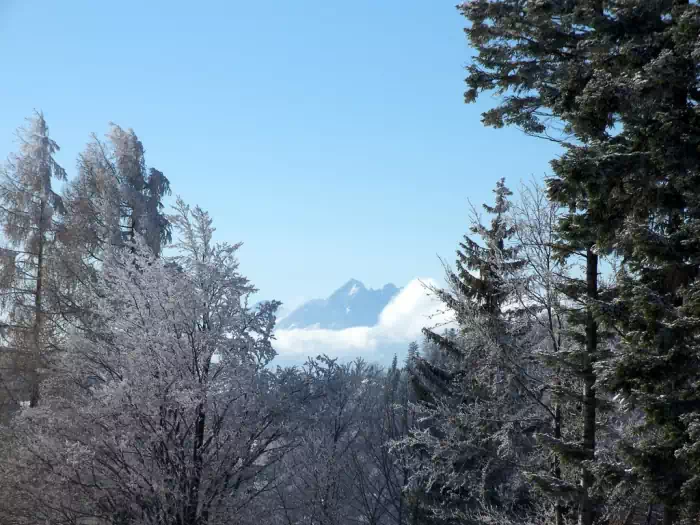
<box><xmin>460</xmin><ymin>0</ymin><xmax>700</xmax><ymax>521</ymax></box>
<box><xmin>451</xmin><ymin>178</ymin><xmax>526</xmax><ymax>315</ymax></box>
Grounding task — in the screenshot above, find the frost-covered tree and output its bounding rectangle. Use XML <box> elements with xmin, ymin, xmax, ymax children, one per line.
<box><xmin>53</xmin><ymin>124</ymin><xmax>172</xmax><ymax>339</ymax></box>
<box><xmin>582</xmin><ymin>3</ymin><xmax>700</xmax><ymax>519</ymax></box>
<box><xmin>460</xmin><ymin>2</ymin><xmax>700</xmax><ymax>522</ymax></box>
<box><xmin>506</xmin><ymin>182</ymin><xmax>625</xmax><ymax>525</ymax></box>
<box><xmin>394</xmin><ymin>180</ymin><xmax>623</xmax><ymax>525</ymax></box>
<box><xmin>270</xmin><ymin>356</ymin><xmax>384</xmax><ymax>525</ymax></box>
<box><xmin>458</xmin><ymin>3</ymin><xmax>617</xmax><ymax>522</ymax></box>
<box><xmin>417</xmin><ymin>178</ymin><xmax>525</xmax><ymax>366</ymax></box>
<box><xmin>505</xmin><ymin>181</ymin><xmax>575</xmax><ymax>525</ymax></box>
<box><xmin>393</xmin><ymin>180</ymin><xmax>543</xmax><ymax>524</ymax></box>
<box><xmin>345</xmin><ymin>355</ymin><xmax>415</xmax><ymax>525</ymax></box>
<box><xmin>0</xmin><ymin>199</ymin><xmax>297</xmax><ymax>525</ymax></box>
<box><xmin>0</xmin><ymin>112</ymin><xmax>67</xmax><ymax>409</ymax></box>
<box><xmin>258</xmin><ymin>354</ymin><xmax>418</xmax><ymax>525</ymax></box>
<box><xmin>62</xmin><ymin>123</ymin><xmax>171</xmax><ymax>262</ymax></box>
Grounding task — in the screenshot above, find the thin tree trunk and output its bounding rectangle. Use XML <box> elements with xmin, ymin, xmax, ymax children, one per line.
<box><xmin>579</xmin><ymin>248</ymin><xmax>598</xmax><ymax>525</ymax></box>
<box><xmin>554</xmin><ymin>394</ymin><xmax>563</xmax><ymax>525</ymax></box>
<box><xmin>645</xmin><ymin>504</ymin><xmax>653</xmax><ymax>525</ymax></box>
<box><xmin>185</xmin><ymin>401</ymin><xmax>206</xmax><ymax>525</ymax></box>
<box><xmin>398</xmin><ymin>384</ymin><xmax>411</xmax><ymax>525</ymax></box>
<box><xmin>29</xmin><ymin>199</ymin><xmax>46</xmax><ymax>408</ymax></box>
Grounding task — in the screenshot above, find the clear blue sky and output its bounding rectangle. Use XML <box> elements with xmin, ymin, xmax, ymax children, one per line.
<box><xmin>0</xmin><ymin>0</ymin><xmax>561</xmax><ymax>311</ymax></box>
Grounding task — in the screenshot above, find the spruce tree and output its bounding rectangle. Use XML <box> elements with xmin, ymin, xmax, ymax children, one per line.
<box><xmin>459</xmin><ymin>1</ymin><xmax>700</xmax><ymax>521</ymax></box>
<box><xmin>571</xmin><ymin>3</ymin><xmax>700</xmax><ymax>521</ymax></box>
<box><xmin>422</xmin><ymin>178</ymin><xmax>525</xmax><ymax>352</ymax></box>
<box><xmin>398</xmin><ymin>179</ymin><xmax>537</xmax><ymax>523</ymax></box>
<box><xmin>456</xmin><ymin>3</ymin><xmax>646</xmax><ymax>522</ymax></box>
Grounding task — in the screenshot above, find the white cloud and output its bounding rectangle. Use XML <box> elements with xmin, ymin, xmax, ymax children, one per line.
<box><xmin>273</xmin><ymin>278</ymin><xmax>455</xmax><ymax>363</ymax></box>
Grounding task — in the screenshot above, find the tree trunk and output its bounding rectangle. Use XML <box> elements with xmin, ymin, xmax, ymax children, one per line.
<box><xmin>185</xmin><ymin>402</ymin><xmax>206</xmax><ymax>525</ymax></box>
<box><xmin>29</xmin><ymin>199</ymin><xmax>46</xmax><ymax>408</ymax></box>
<box><xmin>554</xmin><ymin>394</ymin><xmax>563</xmax><ymax>525</ymax></box>
<box><xmin>579</xmin><ymin>248</ymin><xmax>598</xmax><ymax>525</ymax></box>
<box><xmin>662</xmin><ymin>505</ymin><xmax>677</xmax><ymax>525</ymax></box>
<box><xmin>644</xmin><ymin>504</ymin><xmax>653</xmax><ymax>525</ymax></box>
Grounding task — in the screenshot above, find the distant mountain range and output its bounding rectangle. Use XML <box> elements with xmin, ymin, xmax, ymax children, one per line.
<box><xmin>276</xmin><ymin>279</ymin><xmax>401</xmax><ymax>330</ymax></box>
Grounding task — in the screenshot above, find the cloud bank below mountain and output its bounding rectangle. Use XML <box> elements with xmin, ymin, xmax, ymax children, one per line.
<box><xmin>273</xmin><ymin>278</ymin><xmax>454</xmax><ymax>365</ymax></box>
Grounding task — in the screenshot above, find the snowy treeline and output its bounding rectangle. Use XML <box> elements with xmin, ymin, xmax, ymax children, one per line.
<box><xmin>0</xmin><ymin>114</ymin><xmax>419</xmax><ymax>525</ymax></box>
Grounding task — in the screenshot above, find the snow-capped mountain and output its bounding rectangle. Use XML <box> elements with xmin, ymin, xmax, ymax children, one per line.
<box><xmin>276</xmin><ymin>279</ymin><xmax>401</xmax><ymax>330</ymax></box>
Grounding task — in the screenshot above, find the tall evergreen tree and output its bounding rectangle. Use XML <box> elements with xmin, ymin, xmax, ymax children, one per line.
<box><xmin>459</xmin><ymin>1</ymin><xmax>700</xmax><ymax>521</ymax></box>
<box><xmin>577</xmin><ymin>4</ymin><xmax>700</xmax><ymax>522</ymax></box>
<box><xmin>457</xmin><ymin>3</ymin><xmax>628</xmax><ymax>522</ymax></box>
<box><xmin>396</xmin><ymin>179</ymin><xmax>538</xmax><ymax>523</ymax></box>
<box><xmin>0</xmin><ymin>112</ymin><xmax>67</xmax><ymax>408</ymax></box>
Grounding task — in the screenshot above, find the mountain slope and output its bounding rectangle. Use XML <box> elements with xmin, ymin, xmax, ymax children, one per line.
<box><xmin>276</xmin><ymin>279</ymin><xmax>401</xmax><ymax>330</ymax></box>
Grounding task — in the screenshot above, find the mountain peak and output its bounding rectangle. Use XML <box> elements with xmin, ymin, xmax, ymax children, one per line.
<box><xmin>276</xmin><ymin>278</ymin><xmax>402</xmax><ymax>330</ymax></box>
<box><xmin>343</xmin><ymin>278</ymin><xmax>364</xmax><ymax>288</ymax></box>
<box><xmin>333</xmin><ymin>279</ymin><xmax>366</xmax><ymax>299</ymax></box>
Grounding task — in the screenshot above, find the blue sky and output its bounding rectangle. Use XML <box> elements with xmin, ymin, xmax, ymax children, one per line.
<box><xmin>0</xmin><ymin>0</ymin><xmax>562</xmax><ymax>311</ymax></box>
